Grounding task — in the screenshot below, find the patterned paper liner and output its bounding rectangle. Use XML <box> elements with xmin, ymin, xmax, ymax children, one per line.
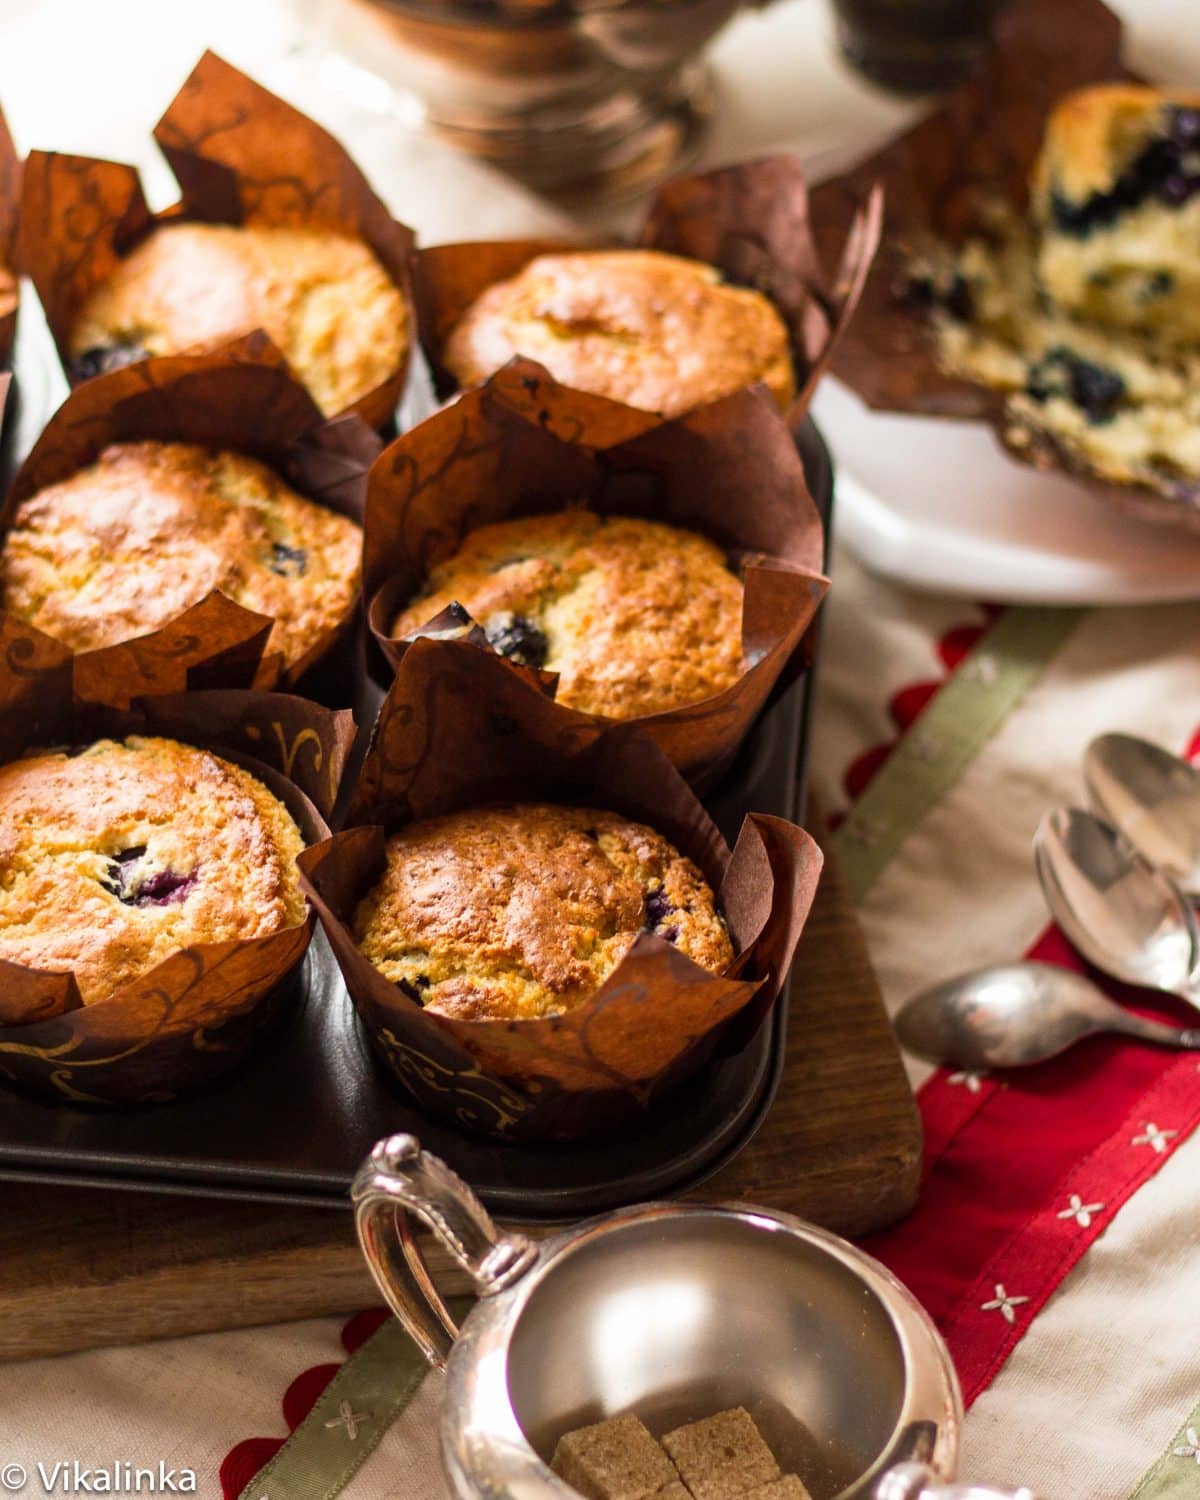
<box><xmin>0</xmin><ymin>616</ymin><xmax>356</xmax><ymax>1106</ymax></box>
<box><xmin>363</xmin><ymin>359</ymin><xmax>828</xmax><ymax>789</ymax></box>
<box><xmin>2</xmin><ymin>336</ymin><xmax>381</xmax><ymax>704</ymax></box>
<box><xmin>17</xmin><ymin>50</ymin><xmax>417</xmax><ymax>430</ymax></box>
<box><xmin>806</xmin><ymin>0</ymin><xmax>1200</xmax><ymax>530</ymax></box>
<box><xmin>297</xmin><ymin>635</ymin><xmax>823</xmax><ymax>1144</ymax></box>
<box><xmin>413</xmin><ymin>153</ymin><xmax>882</xmax><ymax>428</ymax></box>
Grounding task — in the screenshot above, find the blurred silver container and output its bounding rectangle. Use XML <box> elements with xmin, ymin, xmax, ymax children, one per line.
<box><xmin>302</xmin><ymin>0</ymin><xmax>751</xmax><ymax>194</ymax></box>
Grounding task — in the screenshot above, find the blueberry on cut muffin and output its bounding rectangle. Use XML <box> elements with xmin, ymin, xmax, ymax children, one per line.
<box><xmin>0</xmin><ymin>736</ymin><xmax>306</xmax><ymax>1005</ymax></box>
<box><xmin>0</xmin><ymin>440</ymin><xmax>361</xmax><ymax>673</ymax></box>
<box><xmin>351</xmin><ymin>803</ymin><xmax>733</xmax><ymax>1022</ymax></box>
<box><xmin>68</xmin><ymin>221</ymin><xmax>409</xmax><ymax>415</ymax></box>
<box><xmin>391</xmin><ymin>510</ymin><xmax>744</xmax><ymax>721</ymax></box>
<box><xmin>443</xmin><ymin>249</ymin><xmax>795</xmax><ymax>416</ymax></box>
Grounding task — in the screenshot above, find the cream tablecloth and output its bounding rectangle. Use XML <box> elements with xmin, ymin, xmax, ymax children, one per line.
<box><xmin>0</xmin><ymin>3</ymin><xmax>1198</xmax><ymax>1497</ymax></box>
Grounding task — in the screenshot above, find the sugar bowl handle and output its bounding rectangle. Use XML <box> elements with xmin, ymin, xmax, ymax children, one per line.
<box><xmin>878</xmin><ymin>1463</ymin><xmax>1037</xmax><ymax>1500</ymax></box>
<box><xmin>351</xmin><ymin>1133</ymin><xmax>539</xmax><ymax>1370</ymax></box>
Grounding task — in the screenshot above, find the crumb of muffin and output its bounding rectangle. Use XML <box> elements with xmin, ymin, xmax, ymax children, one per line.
<box><xmin>0</xmin><ymin>736</ymin><xmax>305</xmax><ymax>1005</ymax></box>
<box><xmin>352</xmin><ymin>803</ymin><xmax>733</xmax><ymax>1022</ymax></box>
<box><xmin>69</xmin><ymin>222</ymin><xmax>408</xmax><ymax>414</ymax></box>
<box><xmin>443</xmin><ymin>249</ymin><xmax>794</xmax><ymax>416</ymax></box>
<box><xmin>391</xmin><ymin>510</ymin><xmax>744</xmax><ymax>720</ymax></box>
<box><xmin>0</xmin><ymin>440</ymin><xmax>362</xmax><ymax>670</ymax></box>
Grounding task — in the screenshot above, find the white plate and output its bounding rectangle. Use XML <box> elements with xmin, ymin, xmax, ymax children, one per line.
<box><xmin>813</xmin><ymin>378</ymin><xmax>1200</xmax><ymax>606</ymax></box>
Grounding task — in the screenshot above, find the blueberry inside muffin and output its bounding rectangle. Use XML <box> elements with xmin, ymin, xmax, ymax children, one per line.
<box><xmin>0</xmin><ymin>441</ymin><xmax>362</xmax><ymax>672</ymax></box>
<box><xmin>68</xmin><ymin>222</ymin><xmax>409</xmax><ymax>415</ymax></box>
<box><xmin>352</xmin><ymin>803</ymin><xmax>733</xmax><ymax>1021</ymax></box>
<box><xmin>904</xmin><ymin>84</ymin><xmax>1200</xmax><ymax>497</ymax></box>
<box><xmin>443</xmin><ymin>249</ymin><xmax>794</xmax><ymax>417</ymax></box>
<box><xmin>391</xmin><ymin>511</ymin><xmax>744</xmax><ymax>720</ymax></box>
<box><xmin>0</xmin><ymin>737</ymin><xmax>305</xmax><ymax>1005</ymax></box>
<box><xmin>1032</xmin><ymin>86</ymin><xmax>1200</xmax><ymax>340</ymax></box>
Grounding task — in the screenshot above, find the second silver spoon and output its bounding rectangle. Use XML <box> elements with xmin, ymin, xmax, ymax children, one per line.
<box><xmin>896</xmin><ymin>961</ymin><xmax>1200</xmax><ymax>1070</ymax></box>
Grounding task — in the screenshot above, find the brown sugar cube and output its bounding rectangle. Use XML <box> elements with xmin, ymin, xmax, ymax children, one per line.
<box><xmin>744</xmin><ymin>1479</ymin><xmax>814</xmax><ymax>1500</ymax></box>
<box><xmin>551</xmin><ymin>1413</ymin><xmax>682</xmax><ymax>1499</ymax></box>
<box><xmin>661</xmin><ymin>1407</ymin><xmax>781</xmax><ymax>1500</ymax></box>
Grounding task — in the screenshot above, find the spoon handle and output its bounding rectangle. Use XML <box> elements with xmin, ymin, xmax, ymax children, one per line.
<box><xmin>1114</xmin><ymin>1012</ymin><xmax>1200</xmax><ymax>1049</ymax></box>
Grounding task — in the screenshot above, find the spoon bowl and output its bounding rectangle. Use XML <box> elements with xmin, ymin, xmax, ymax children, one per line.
<box><xmin>896</xmin><ymin>961</ymin><xmax>1200</xmax><ymax>1070</ymax></box>
<box><xmin>1034</xmin><ymin>807</ymin><xmax>1200</xmax><ymax>1007</ymax></box>
<box><xmin>1084</xmin><ymin>733</ymin><xmax>1200</xmax><ymax>900</ymax></box>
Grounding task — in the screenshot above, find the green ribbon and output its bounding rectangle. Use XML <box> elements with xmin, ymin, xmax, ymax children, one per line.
<box><xmin>833</xmin><ymin>607</ymin><xmax>1084</xmax><ymax>902</ymax></box>
<box><xmin>237</xmin><ymin>1301</ymin><xmax>471</xmax><ymax>1500</ymax></box>
<box><xmin>1127</xmin><ymin>1400</ymin><xmax>1200</xmax><ymax>1500</ymax></box>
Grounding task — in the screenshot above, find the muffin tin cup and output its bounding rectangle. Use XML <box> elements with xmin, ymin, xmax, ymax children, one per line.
<box><xmin>2</xmin><ymin>337</ymin><xmax>381</xmax><ymax>706</ymax></box>
<box><xmin>412</xmin><ymin>154</ymin><xmax>882</xmax><ymax>429</ymax></box>
<box><xmin>806</xmin><ymin>0</ymin><xmax>1200</xmax><ymax>528</ymax></box>
<box><xmin>363</xmin><ymin>359</ymin><xmax>829</xmax><ymax>790</ymax></box>
<box><xmin>296</xmin><ymin>635</ymin><xmax>823</xmax><ymax>1145</ymax></box>
<box><xmin>17</xmin><ymin>50</ymin><xmax>418</xmax><ymax>432</ymax></box>
<box><xmin>0</xmin><ymin>615</ymin><xmax>356</xmax><ymax>1106</ymax></box>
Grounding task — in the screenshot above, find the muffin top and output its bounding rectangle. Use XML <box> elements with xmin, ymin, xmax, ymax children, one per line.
<box><xmin>69</xmin><ymin>222</ymin><xmax>409</xmax><ymax>415</ymax></box>
<box><xmin>0</xmin><ymin>736</ymin><xmax>305</xmax><ymax>1005</ymax></box>
<box><xmin>1</xmin><ymin>440</ymin><xmax>362</xmax><ymax>670</ymax></box>
<box><xmin>352</xmin><ymin>803</ymin><xmax>733</xmax><ymax>1022</ymax></box>
<box><xmin>390</xmin><ymin>510</ymin><xmax>744</xmax><ymax>720</ymax></box>
<box><xmin>442</xmin><ymin>250</ymin><xmax>795</xmax><ymax>417</ymax></box>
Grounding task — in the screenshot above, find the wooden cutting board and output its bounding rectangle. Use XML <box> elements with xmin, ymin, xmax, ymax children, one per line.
<box><xmin>0</xmin><ymin>830</ymin><xmax>920</xmax><ymax>1362</ymax></box>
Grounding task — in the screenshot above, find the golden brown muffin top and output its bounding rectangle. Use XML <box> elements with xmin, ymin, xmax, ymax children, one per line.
<box><xmin>0</xmin><ymin>440</ymin><xmax>362</xmax><ymax>670</ymax></box>
<box><xmin>391</xmin><ymin>510</ymin><xmax>744</xmax><ymax>720</ymax></box>
<box><xmin>443</xmin><ymin>250</ymin><xmax>795</xmax><ymax>417</ymax></box>
<box><xmin>352</xmin><ymin>803</ymin><xmax>732</xmax><ymax>1021</ymax></box>
<box><xmin>1032</xmin><ymin>84</ymin><xmax>1200</xmax><ymax>212</ymax></box>
<box><xmin>69</xmin><ymin>222</ymin><xmax>408</xmax><ymax>415</ymax></box>
<box><xmin>0</xmin><ymin>736</ymin><xmax>305</xmax><ymax>1005</ymax></box>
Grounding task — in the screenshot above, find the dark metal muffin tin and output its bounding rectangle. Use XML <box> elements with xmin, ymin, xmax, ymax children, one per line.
<box><xmin>0</xmin><ymin>424</ymin><xmax>831</xmax><ymax>1219</ymax></box>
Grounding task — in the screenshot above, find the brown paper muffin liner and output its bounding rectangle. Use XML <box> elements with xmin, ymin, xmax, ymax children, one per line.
<box><xmin>364</xmin><ymin>359</ymin><xmax>828</xmax><ymax>789</ymax></box>
<box><xmin>297</xmin><ymin>636</ymin><xmax>822</xmax><ymax>1143</ymax></box>
<box><xmin>413</xmin><ymin>154</ymin><xmax>882</xmax><ymax>427</ymax></box>
<box><xmin>0</xmin><ymin>615</ymin><xmax>356</xmax><ymax>1105</ymax></box>
<box><xmin>17</xmin><ymin>50</ymin><xmax>416</xmax><ymax>429</ymax></box>
<box><xmin>806</xmin><ymin>0</ymin><xmax>1199</xmax><ymax>529</ymax></box>
<box><xmin>2</xmin><ymin>336</ymin><xmax>381</xmax><ymax>702</ymax></box>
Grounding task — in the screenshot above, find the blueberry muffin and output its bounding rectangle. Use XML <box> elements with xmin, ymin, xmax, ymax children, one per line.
<box><xmin>390</xmin><ymin>511</ymin><xmax>744</xmax><ymax>719</ymax></box>
<box><xmin>1032</xmin><ymin>85</ymin><xmax>1200</xmax><ymax>340</ymax></box>
<box><xmin>442</xmin><ymin>250</ymin><xmax>795</xmax><ymax>416</ymax></box>
<box><xmin>352</xmin><ymin>803</ymin><xmax>733</xmax><ymax>1021</ymax></box>
<box><xmin>0</xmin><ymin>737</ymin><xmax>305</xmax><ymax>1005</ymax></box>
<box><xmin>906</xmin><ymin>85</ymin><xmax>1200</xmax><ymax>497</ymax></box>
<box><xmin>0</xmin><ymin>441</ymin><xmax>362</xmax><ymax>671</ymax></box>
<box><xmin>68</xmin><ymin>223</ymin><xmax>408</xmax><ymax>415</ymax></box>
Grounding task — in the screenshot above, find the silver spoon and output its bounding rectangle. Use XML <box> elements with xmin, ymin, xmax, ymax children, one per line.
<box><xmin>896</xmin><ymin>961</ymin><xmax>1200</xmax><ymax>1069</ymax></box>
<box><xmin>1084</xmin><ymin>732</ymin><xmax>1200</xmax><ymax>899</ymax></box>
<box><xmin>1034</xmin><ymin>806</ymin><xmax>1200</xmax><ymax>1009</ymax></box>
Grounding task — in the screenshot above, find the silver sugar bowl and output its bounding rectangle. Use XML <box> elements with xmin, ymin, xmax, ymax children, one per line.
<box><xmin>353</xmin><ymin>1135</ymin><xmax>1037</xmax><ymax>1500</ymax></box>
